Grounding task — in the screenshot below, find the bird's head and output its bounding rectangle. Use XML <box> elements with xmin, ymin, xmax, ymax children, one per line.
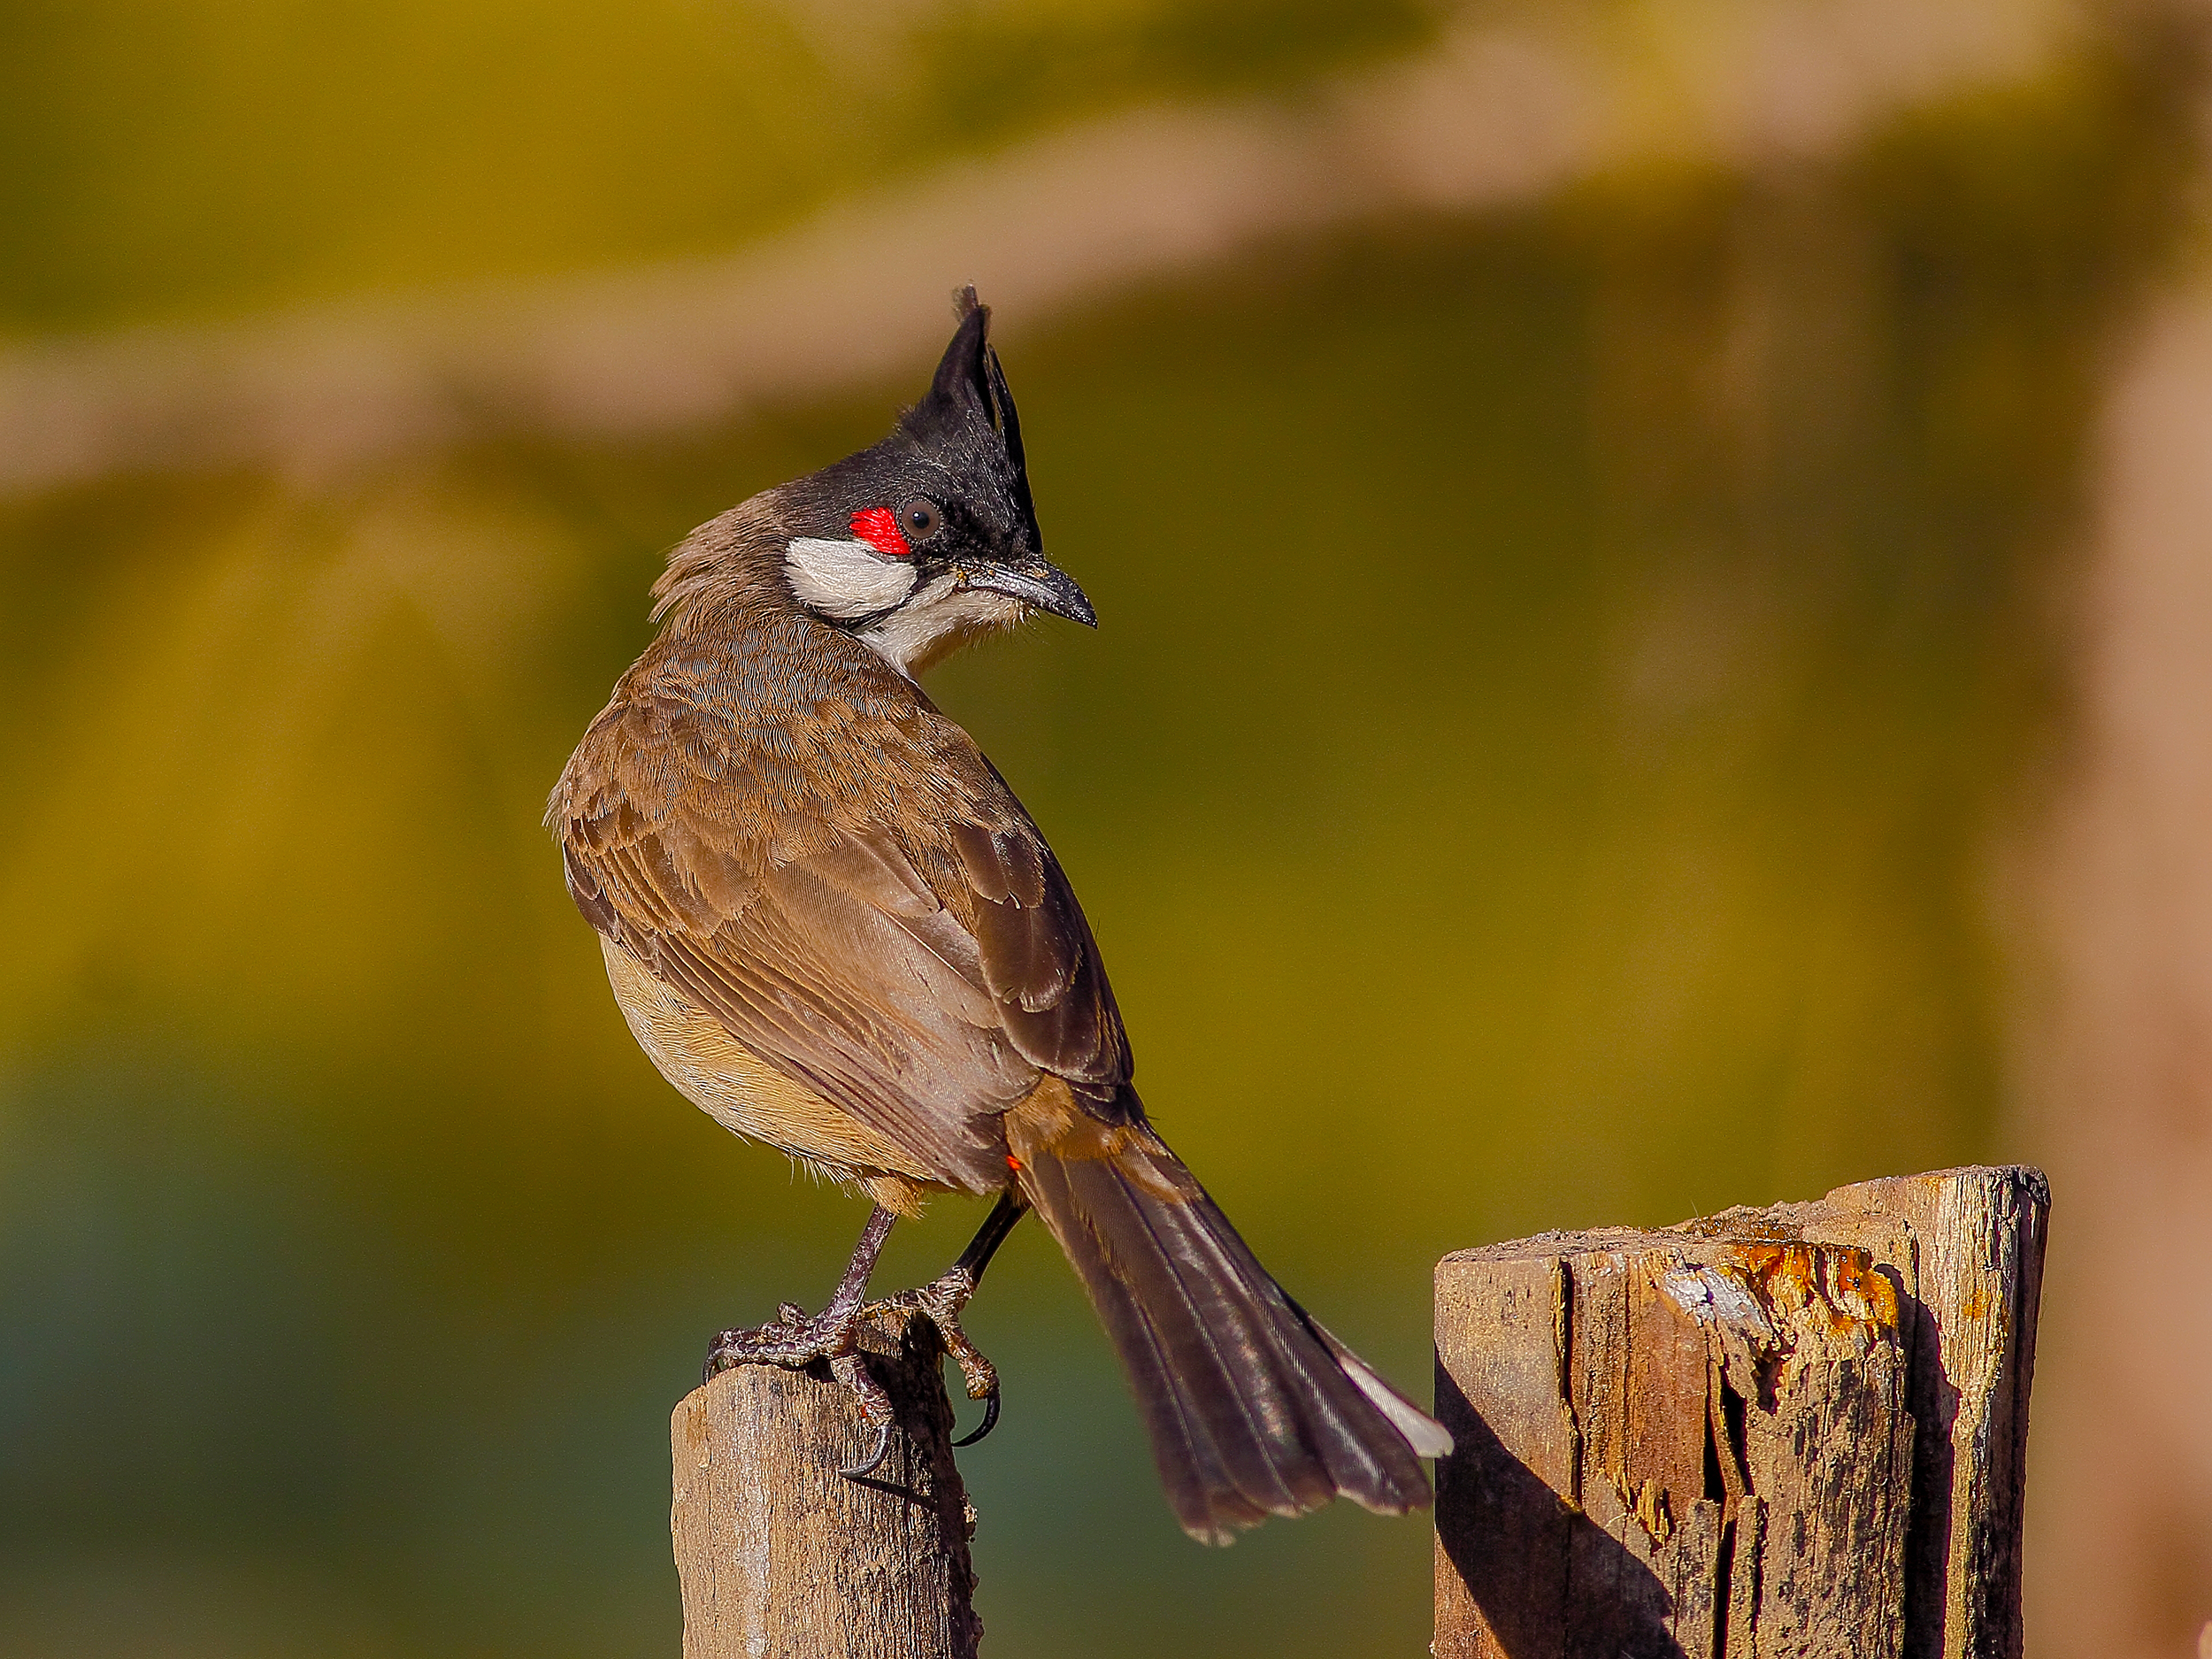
<box><xmin>771</xmin><ymin>289</ymin><xmax>1093</xmax><ymax>675</ymax></box>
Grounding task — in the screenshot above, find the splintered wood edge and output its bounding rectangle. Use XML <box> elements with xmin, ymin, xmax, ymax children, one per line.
<box><xmin>1438</xmin><ymin>1165</ymin><xmax>2048</xmax><ymax>1270</ymax></box>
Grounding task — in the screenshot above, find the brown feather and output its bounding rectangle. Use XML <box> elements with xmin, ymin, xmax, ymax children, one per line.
<box><xmin>1004</xmin><ymin>1079</ymin><xmax>1438</xmax><ymax>1544</ymax></box>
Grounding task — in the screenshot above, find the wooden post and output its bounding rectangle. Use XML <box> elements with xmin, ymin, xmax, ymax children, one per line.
<box><xmin>672</xmin><ymin>1309</ymin><xmax>982</xmax><ymax>1659</ymax></box>
<box><xmin>1433</xmin><ymin>1165</ymin><xmax>2048</xmax><ymax>1659</ymax></box>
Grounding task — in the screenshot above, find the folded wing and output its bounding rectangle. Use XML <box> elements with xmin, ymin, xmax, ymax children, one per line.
<box><xmin>551</xmin><ymin>672</ymin><xmax>1133</xmax><ymax>1190</ymax></box>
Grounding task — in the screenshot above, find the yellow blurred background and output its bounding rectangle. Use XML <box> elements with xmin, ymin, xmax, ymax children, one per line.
<box><xmin>2</xmin><ymin>2</ymin><xmax>2208</xmax><ymax>1654</ymax></box>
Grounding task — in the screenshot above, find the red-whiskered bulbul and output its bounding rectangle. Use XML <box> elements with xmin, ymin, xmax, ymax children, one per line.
<box><xmin>548</xmin><ymin>289</ymin><xmax>1450</xmax><ymax>1543</ymax></box>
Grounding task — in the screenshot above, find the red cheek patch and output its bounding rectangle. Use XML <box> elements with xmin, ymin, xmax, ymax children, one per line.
<box><xmin>850</xmin><ymin>507</ymin><xmax>912</xmax><ymax>559</ymax></box>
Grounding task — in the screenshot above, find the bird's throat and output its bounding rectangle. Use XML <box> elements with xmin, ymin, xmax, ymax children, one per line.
<box><xmin>856</xmin><ymin>577</ymin><xmax>1025</xmax><ymax>677</ymax></box>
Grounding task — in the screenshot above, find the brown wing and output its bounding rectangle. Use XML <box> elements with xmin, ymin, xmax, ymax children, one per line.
<box><xmin>551</xmin><ymin>661</ymin><xmax>1132</xmax><ymax>1193</ymax></box>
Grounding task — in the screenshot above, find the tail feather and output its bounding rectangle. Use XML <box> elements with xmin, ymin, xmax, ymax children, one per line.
<box><xmin>1008</xmin><ymin>1108</ymin><xmax>1449</xmax><ymax>1544</ymax></box>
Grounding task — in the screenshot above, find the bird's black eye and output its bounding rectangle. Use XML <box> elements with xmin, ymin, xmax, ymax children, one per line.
<box><xmin>901</xmin><ymin>497</ymin><xmax>943</xmax><ymax>542</ymax></box>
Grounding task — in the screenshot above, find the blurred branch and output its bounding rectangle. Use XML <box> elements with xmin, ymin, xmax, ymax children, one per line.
<box><xmin>2024</xmin><ymin>273</ymin><xmax>2212</xmax><ymax>1657</ymax></box>
<box><xmin>0</xmin><ymin>0</ymin><xmax>2060</xmax><ymax>495</ymax></box>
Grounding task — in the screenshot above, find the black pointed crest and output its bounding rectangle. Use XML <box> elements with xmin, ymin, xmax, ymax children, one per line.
<box><xmin>985</xmin><ymin>342</ymin><xmax>1037</xmax><ymax>549</ymax></box>
<box><xmin>931</xmin><ymin>286</ymin><xmax>995</xmax><ymax>407</ymax></box>
<box><xmin>911</xmin><ymin>286</ymin><xmax>1042</xmax><ymax>554</ymax></box>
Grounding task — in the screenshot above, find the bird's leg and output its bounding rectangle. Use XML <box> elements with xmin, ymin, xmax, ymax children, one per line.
<box><xmin>866</xmin><ymin>1192</ymin><xmax>1026</xmax><ymax>1448</ymax></box>
<box><xmin>703</xmin><ymin>1205</ymin><xmax>902</xmax><ymax>1473</ymax></box>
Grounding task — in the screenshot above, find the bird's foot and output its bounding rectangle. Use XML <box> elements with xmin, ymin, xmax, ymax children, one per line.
<box><xmin>866</xmin><ymin>1265</ymin><xmax>1002</xmax><ymax>1448</ymax></box>
<box><xmin>702</xmin><ymin>1302</ymin><xmax>897</xmax><ymax>1478</ymax></box>
<box><xmin>700</xmin><ymin>1263</ymin><xmax>1001</xmax><ymax>1478</ymax></box>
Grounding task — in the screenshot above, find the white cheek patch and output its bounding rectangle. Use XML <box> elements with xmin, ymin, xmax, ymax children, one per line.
<box><xmin>784</xmin><ymin>537</ymin><xmax>918</xmax><ymax>618</ymax></box>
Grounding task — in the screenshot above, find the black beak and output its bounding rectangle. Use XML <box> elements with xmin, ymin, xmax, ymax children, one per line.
<box><xmin>964</xmin><ymin>558</ymin><xmax>1096</xmax><ymax>627</ymax></box>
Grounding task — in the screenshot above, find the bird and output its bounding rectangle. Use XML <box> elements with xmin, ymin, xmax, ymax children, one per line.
<box><xmin>547</xmin><ymin>288</ymin><xmax>1451</xmax><ymax>1544</ymax></box>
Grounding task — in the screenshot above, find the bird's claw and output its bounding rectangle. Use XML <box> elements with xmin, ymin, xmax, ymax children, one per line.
<box><xmin>841</xmin><ymin>1420</ymin><xmax>895</xmax><ymax>1479</ymax></box>
<box><xmin>703</xmin><ymin>1263</ymin><xmax>1002</xmax><ymax>1473</ymax></box>
<box><xmin>831</xmin><ymin>1348</ymin><xmax>896</xmax><ymax>1477</ymax></box>
<box><xmin>865</xmin><ymin>1264</ymin><xmax>1003</xmax><ymax>1446</ymax></box>
<box><xmin>703</xmin><ymin>1305</ymin><xmax>898</xmax><ymax>1479</ymax></box>
<box><xmin>951</xmin><ymin>1386</ymin><xmax>1001</xmax><ymax>1448</ymax></box>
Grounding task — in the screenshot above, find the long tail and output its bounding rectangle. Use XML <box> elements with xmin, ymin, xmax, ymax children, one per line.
<box><xmin>1006</xmin><ymin>1089</ymin><xmax>1452</xmax><ymax>1544</ymax></box>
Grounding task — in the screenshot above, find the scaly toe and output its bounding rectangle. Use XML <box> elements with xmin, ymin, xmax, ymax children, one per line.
<box><xmin>700</xmin><ymin>1301</ymin><xmax>862</xmax><ymax>1386</ymax></box>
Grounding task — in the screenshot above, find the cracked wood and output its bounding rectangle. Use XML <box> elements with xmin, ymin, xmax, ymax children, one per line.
<box><xmin>1433</xmin><ymin>1165</ymin><xmax>2047</xmax><ymax>1658</ymax></box>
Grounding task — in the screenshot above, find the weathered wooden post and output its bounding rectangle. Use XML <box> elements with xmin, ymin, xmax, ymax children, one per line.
<box><xmin>1434</xmin><ymin>1165</ymin><xmax>2048</xmax><ymax>1658</ymax></box>
<box><xmin>672</xmin><ymin>1309</ymin><xmax>982</xmax><ymax>1659</ymax></box>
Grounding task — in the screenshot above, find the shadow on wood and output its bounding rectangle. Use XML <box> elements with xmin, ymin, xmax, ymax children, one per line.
<box><xmin>672</xmin><ymin>1309</ymin><xmax>981</xmax><ymax>1659</ymax></box>
<box><xmin>1436</xmin><ymin>1367</ymin><xmax>1688</xmax><ymax>1655</ymax></box>
<box><xmin>1433</xmin><ymin>1165</ymin><xmax>2047</xmax><ymax>1659</ymax></box>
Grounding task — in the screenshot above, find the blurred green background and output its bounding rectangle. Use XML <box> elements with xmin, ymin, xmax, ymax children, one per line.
<box><xmin>0</xmin><ymin>3</ymin><xmax>2197</xmax><ymax>1655</ymax></box>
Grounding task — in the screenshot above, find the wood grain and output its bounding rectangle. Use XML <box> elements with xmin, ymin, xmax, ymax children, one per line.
<box><xmin>672</xmin><ymin>1310</ymin><xmax>981</xmax><ymax>1659</ymax></box>
<box><xmin>1434</xmin><ymin>1165</ymin><xmax>2047</xmax><ymax>1659</ymax></box>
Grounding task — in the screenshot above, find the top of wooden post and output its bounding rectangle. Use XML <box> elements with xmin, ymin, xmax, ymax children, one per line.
<box><xmin>672</xmin><ymin>1310</ymin><xmax>982</xmax><ymax>1659</ymax></box>
<box><xmin>1434</xmin><ymin>1164</ymin><xmax>2048</xmax><ymax>1659</ymax></box>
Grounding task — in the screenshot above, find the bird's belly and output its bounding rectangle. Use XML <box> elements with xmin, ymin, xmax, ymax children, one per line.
<box><xmin>599</xmin><ymin>937</ymin><xmax>941</xmax><ymax>1212</ymax></box>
